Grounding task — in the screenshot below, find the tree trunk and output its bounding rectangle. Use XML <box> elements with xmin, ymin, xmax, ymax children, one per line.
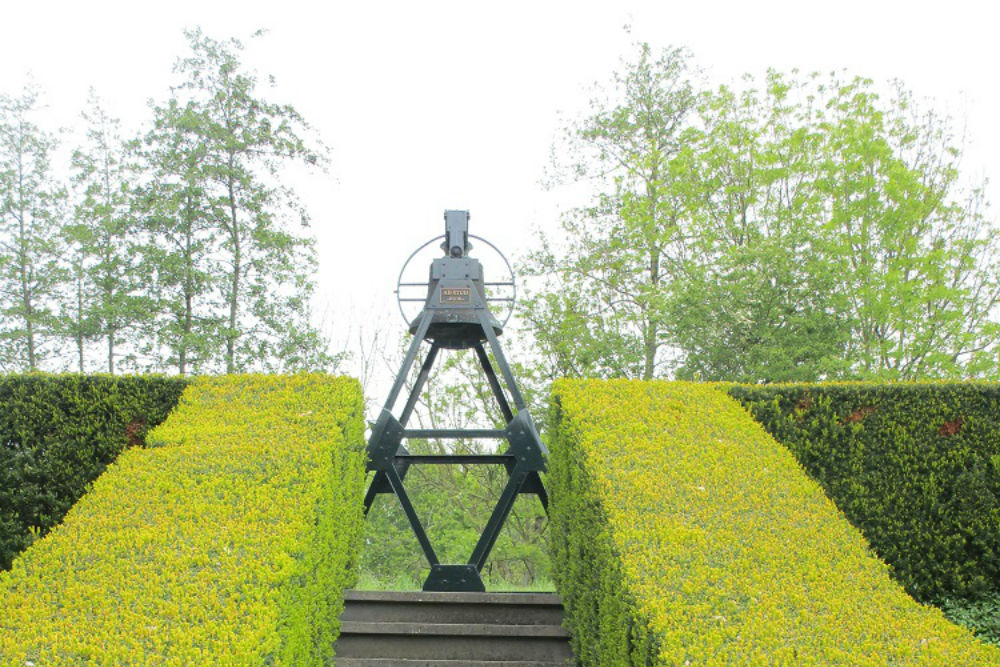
<box><xmin>178</xmin><ymin>194</ymin><xmax>193</xmax><ymax>376</ymax></box>
<box><xmin>16</xmin><ymin>141</ymin><xmax>37</xmax><ymax>371</ymax></box>
<box><xmin>107</xmin><ymin>330</ymin><xmax>114</xmax><ymax>375</ymax></box>
<box><xmin>77</xmin><ymin>273</ymin><xmax>85</xmax><ymax>372</ymax></box>
<box><xmin>225</xmin><ymin>173</ymin><xmax>240</xmax><ymax>374</ymax></box>
<box><xmin>104</xmin><ymin>147</ymin><xmax>114</xmax><ymax>375</ymax></box>
<box><xmin>643</xmin><ymin>237</ymin><xmax>661</xmax><ymax>380</ymax></box>
<box><xmin>179</xmin><ymin>288</ymin><xmax>192</xmax><ymax>376</ymax></box>
<box><xmin>642</xmin><ymin>174</ymin><xmax>661</xmax><ymax>381</ymax></box>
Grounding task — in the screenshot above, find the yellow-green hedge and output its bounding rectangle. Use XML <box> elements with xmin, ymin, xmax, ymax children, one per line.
<box><xmin>549</xmin><ymin>379</ymin><xmax>1000</xmax><ymax>666</ymax></box>
<box><xmin>0</xmin><ymin>374</ymin><xmax>367</xmax><ymax>666</ymax></box>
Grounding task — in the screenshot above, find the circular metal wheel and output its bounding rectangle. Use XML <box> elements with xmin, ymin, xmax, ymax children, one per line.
<box><xmin>395</xmin><ymin>234</ymin><xmax>517</xmax><ymax>327</ymax></box>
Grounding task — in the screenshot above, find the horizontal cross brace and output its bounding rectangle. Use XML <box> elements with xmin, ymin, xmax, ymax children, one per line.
<box><xmin>394</xmin><ymin>454</ymin><xmax>515</xmax><ymax>464</ymax></box>
<box><xmin>397</xmin><ymin>297</ymin><xmax>513</xmax><ymax>302</ymax></box>
<box><xmin>397</xmin><ymin>281</ymin><xmax>514</xmax><ymax>287</ymax></box>
<box><xmin>404</xmin><ymin>429</ymin><xmax>506</xmax><ymax>439</ymax></box>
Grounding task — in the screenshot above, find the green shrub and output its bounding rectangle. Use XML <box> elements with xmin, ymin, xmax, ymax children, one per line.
<box><xmin>0</xmin><ymin>374</ymin><xmax>188</xmax><ymax>570</ymax></box>
<box><xmin>549</xmin><ymin>379</ymin><xmax>999</xmax><ymax>666</ymax></box>
<box><xmin>728</xmin><ymin>382</ymin><xmax>1000</xmax><ymax>602</ymax></box>
<box><xmin>0</xmin><ymin>374</ymin><xmax>367</xmax><ymax>666</ymax></box>
<box><xmin>940</xmin><ymin>594</ymin><xmax>1000</xmax><ymax>646</ymax></box>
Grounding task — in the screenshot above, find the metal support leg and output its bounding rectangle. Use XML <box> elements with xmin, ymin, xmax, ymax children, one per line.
<box><xmin>474</xmin><ymin>343</ymin><xmax>514</xmax><ymax>423</ymax></box>
<box><xmin>386</xmin><ymin>465</ymin><xmax>439</xmax><ymax>566</ymax></box>
<box><xmin>400</xmin><ymin>343</ymin><xmax>440</xmax><ymax>427</ymax></box>
<box><xmin>469</xmin><ymin>466</ymin><xmax>528</xmax><ymax>570</ymax></box>
<box><xmin>382</xmin><ymin>312</ymin><xmax>433</xmax><ymax>413</ymax></box>
<box><xmin>363</xmin><ymin>471</ymin><xmax>384</xmax><ymax>514</ymax></box>
<box><xmin>478</xmin><ymin>310</ymin><xmax>527</xmax><ymax>410</ymax></box>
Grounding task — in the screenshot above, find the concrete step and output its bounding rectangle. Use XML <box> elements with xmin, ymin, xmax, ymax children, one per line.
<box><xmin>335</xmin><ymin>626</ymin><xmax>572</xmax><ymax>663</ymax></box>
<box><xmin>341</xmin><ymin>590</ymin><xmax>565</xmax><ymax>626</ymax></box>
<box><xmin>340</xmin><ymin>621</ymin><xmax>569</xmax><ymax>638</ymax></box>
<box><xmin>334</xmin><ymin>590</ymin><xmax>574</xmax><ymax>666</ymax></box>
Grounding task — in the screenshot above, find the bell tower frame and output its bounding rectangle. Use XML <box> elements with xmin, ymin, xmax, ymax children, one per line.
<box><xmin>363</xmin><ymin>210</ymin><xmax>548</xmax><ymax>592</ymax></box>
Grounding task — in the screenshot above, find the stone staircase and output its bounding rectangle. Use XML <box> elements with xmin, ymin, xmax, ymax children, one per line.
<box><xmin>333</xmin><ymin>590</ymin><xmax>574</xmax><ymax>667</ymax></box>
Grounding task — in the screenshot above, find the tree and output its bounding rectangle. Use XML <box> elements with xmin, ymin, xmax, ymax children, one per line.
<box><xmin>136</xmin><ymin>96</ymin><xmax>221</xmax><ymax>375</ymax></box>
<box><xmin>157</xmin><ymin>28</ymin><xmax>332</xmax><ymax>373</ymax></box>
<box><xmin>672</xmin><ymin>72</ymin><xmax>1000</xmax><ymax>381</ymax></box>
<box><xmin>520</xmin><ymin>43</ymin><xmax>701</xmax><ymax>380</ymax></box>
<box><xmin>0</xmin><ymin>85</ymin><xmax>66</xmax><ymax>371</ymax></box>
<box><xmin>816</xmin><ymin>77</ymin><xmax>1000</xmax><ymax>379</ymax></box>
<box><xmin>58</xmin><ymin>222</ymin><xmax>96</xmax><ymax>372</ymax></box>
<box><xmin>667</xmin><ymin>71</ymin><xmax>853</xmax><ymax>382</ymax></box>
<box><xmin>66</xmin><ymin>89</ymin><xmax>146</xmax><ymax>373</ymax></box>
<box><xmin>526</xmin><ymin>43</ymin><xmax>1000</xmax><ymax>382</ymax></box>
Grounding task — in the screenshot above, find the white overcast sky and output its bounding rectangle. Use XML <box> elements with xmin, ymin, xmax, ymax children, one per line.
<box><xmin>1</xmin><ymin>0</ymin><xmax>998</xmax><ymax>386</ymax></box>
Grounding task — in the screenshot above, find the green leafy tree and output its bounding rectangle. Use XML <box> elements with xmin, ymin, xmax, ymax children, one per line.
<box><xmin>65</xmin><ymin>90</ymin><xmax>146</xmax><ymax>373</ymax></box>
<box><xmin>58</xmin><ymin>223</ymin><xmax>96</xmax><ymax>372</ymax></box>
<box><xmin>520</xmin><ymin>43</ymin><xmax>700</xmax><ymax>380</ymax></box>
<box><xmin>667</xmin><ymin>71</ymin><xmax>852</xmax><ymax>381</ymax></box>
<box><xmin>0</xmin><ymin>85</ymin><xmax>66</xmax><ymax>371</ymax></box>
<box><xmin>162</xmin><ymin>28</ymin><xmax>332</xmax><ymax>373</ymax></box>
<box><xmin>136</xmin><ymin>96</ymin><xmax>221</xmax><ymax>375</ymax></box>
<box><xmin>526</xmin><ymin>43</ymin><xmax>1000</xmax><ymax>382</ymax></box>
<box><xmin>816</xmin><ymin>77</ymin><xmax>1000</xmax><ymax>379</ymax></box>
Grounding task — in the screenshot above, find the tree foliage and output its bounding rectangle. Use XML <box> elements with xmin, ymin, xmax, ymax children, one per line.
<box><xmin>137</xmin><ymin>94</ymin><xmax>225</xmax><ymax>374</ymax></box>
<box><xmin>0</xmin><ymin>30</ymin><xmax>337</xmax><ymax>375</ymax></box>
<box><xmin>67</xmin><ymin>90</ymin><xmax>145</xmax><ymax>373</ymax></box>
<box><xmin>522</xmin><ymin>44</ymin><xmax>1000</xmax><ymax>382</ymax></box>
<box><xmin>0</xmin><ymin>85</ymin><xmax>65</xmax><ymax>371</ymax></box>
<box><xmin>136</xmin><ymin>28</ymin><xmax>333</xmax><ymax>374</ymax></box>
<box><xmin>523</xmin><ymin>44</ymin><xmax>699</xmax><ymax>380</ymax></box>
<box><xmin>167</xmin><ymin>28</ymin><xmax>330</xmax><ymax>373</ymax></box>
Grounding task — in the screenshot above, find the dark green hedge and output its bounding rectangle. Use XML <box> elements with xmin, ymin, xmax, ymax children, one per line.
<box><xmin>0</xmin><ymin>374</ymin><xmax>188</xmax><ymax>570</ymax></box>
<box><xmin>729</xmin><ymin>382</ymin><xmax>1000</xmax><ymax>602</ymax></box>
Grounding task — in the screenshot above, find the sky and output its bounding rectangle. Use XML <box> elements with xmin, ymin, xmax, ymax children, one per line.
<box><xmin>1</xmin><ymin>0</ymin><xmax>998</xmax><ymax>391</ymax></box>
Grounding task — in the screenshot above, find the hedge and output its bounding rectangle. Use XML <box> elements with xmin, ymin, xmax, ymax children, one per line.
<box><xmin>549</xmin><ymin>379</ymin><xmax>1000</xmax><ymax>666</ymax></box>
<box><xmin>0</xmin><ymin>374</ymin><xmax>367</xmax><ymax>666</ymax></box>
<box><xmin>729</xmin><ymin>382</ymin><xmax>1000</xmax><ymax>603</ymax></box>
<box><xmin>0</xmin><ymin>374</ymin><xmax>188</xmax><ymax>570</ymax></box>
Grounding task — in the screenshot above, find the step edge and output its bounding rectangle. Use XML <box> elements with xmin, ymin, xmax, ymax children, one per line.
<box><xmin>338</xmin><ymin>620</ymin><xmax>570</xmax><ymax>638</ymax></box>
<box><xmin>344</xmin><ymin>590</ymin><xmax>562</xmax><ymax>605</ymax></box>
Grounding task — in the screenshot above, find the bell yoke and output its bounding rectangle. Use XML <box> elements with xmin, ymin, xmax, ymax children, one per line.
<box><xmin>363</xmin><ymin>209</ymin><xmax>548</xmax><ymax>592</ymax></box>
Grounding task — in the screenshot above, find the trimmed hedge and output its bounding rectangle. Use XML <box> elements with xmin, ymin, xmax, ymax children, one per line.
<box><xmin>0</xmin><ymin>374</ymin><xmax>188</xmax><ymax>570</ymax></box>
<box><xmin>729</xmin><ymin>382</ymin><xmax>1000</xmax><ymax>602</ymax></box>
<box><xmin>0</xmin><ymin>374</ymin><xmax>367</xmax><ymax>666</ymax></box>
<box><xmin>549</xmin><ymin>379</ymin><xmax>1000</xmax><ymax>666</ymax></box>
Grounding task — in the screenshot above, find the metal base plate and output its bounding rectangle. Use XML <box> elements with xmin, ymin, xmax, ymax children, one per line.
<box><xmin>423</xmin><ymin>564</ymin><xmax>485</xmax><ymax>592</ymax></box>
